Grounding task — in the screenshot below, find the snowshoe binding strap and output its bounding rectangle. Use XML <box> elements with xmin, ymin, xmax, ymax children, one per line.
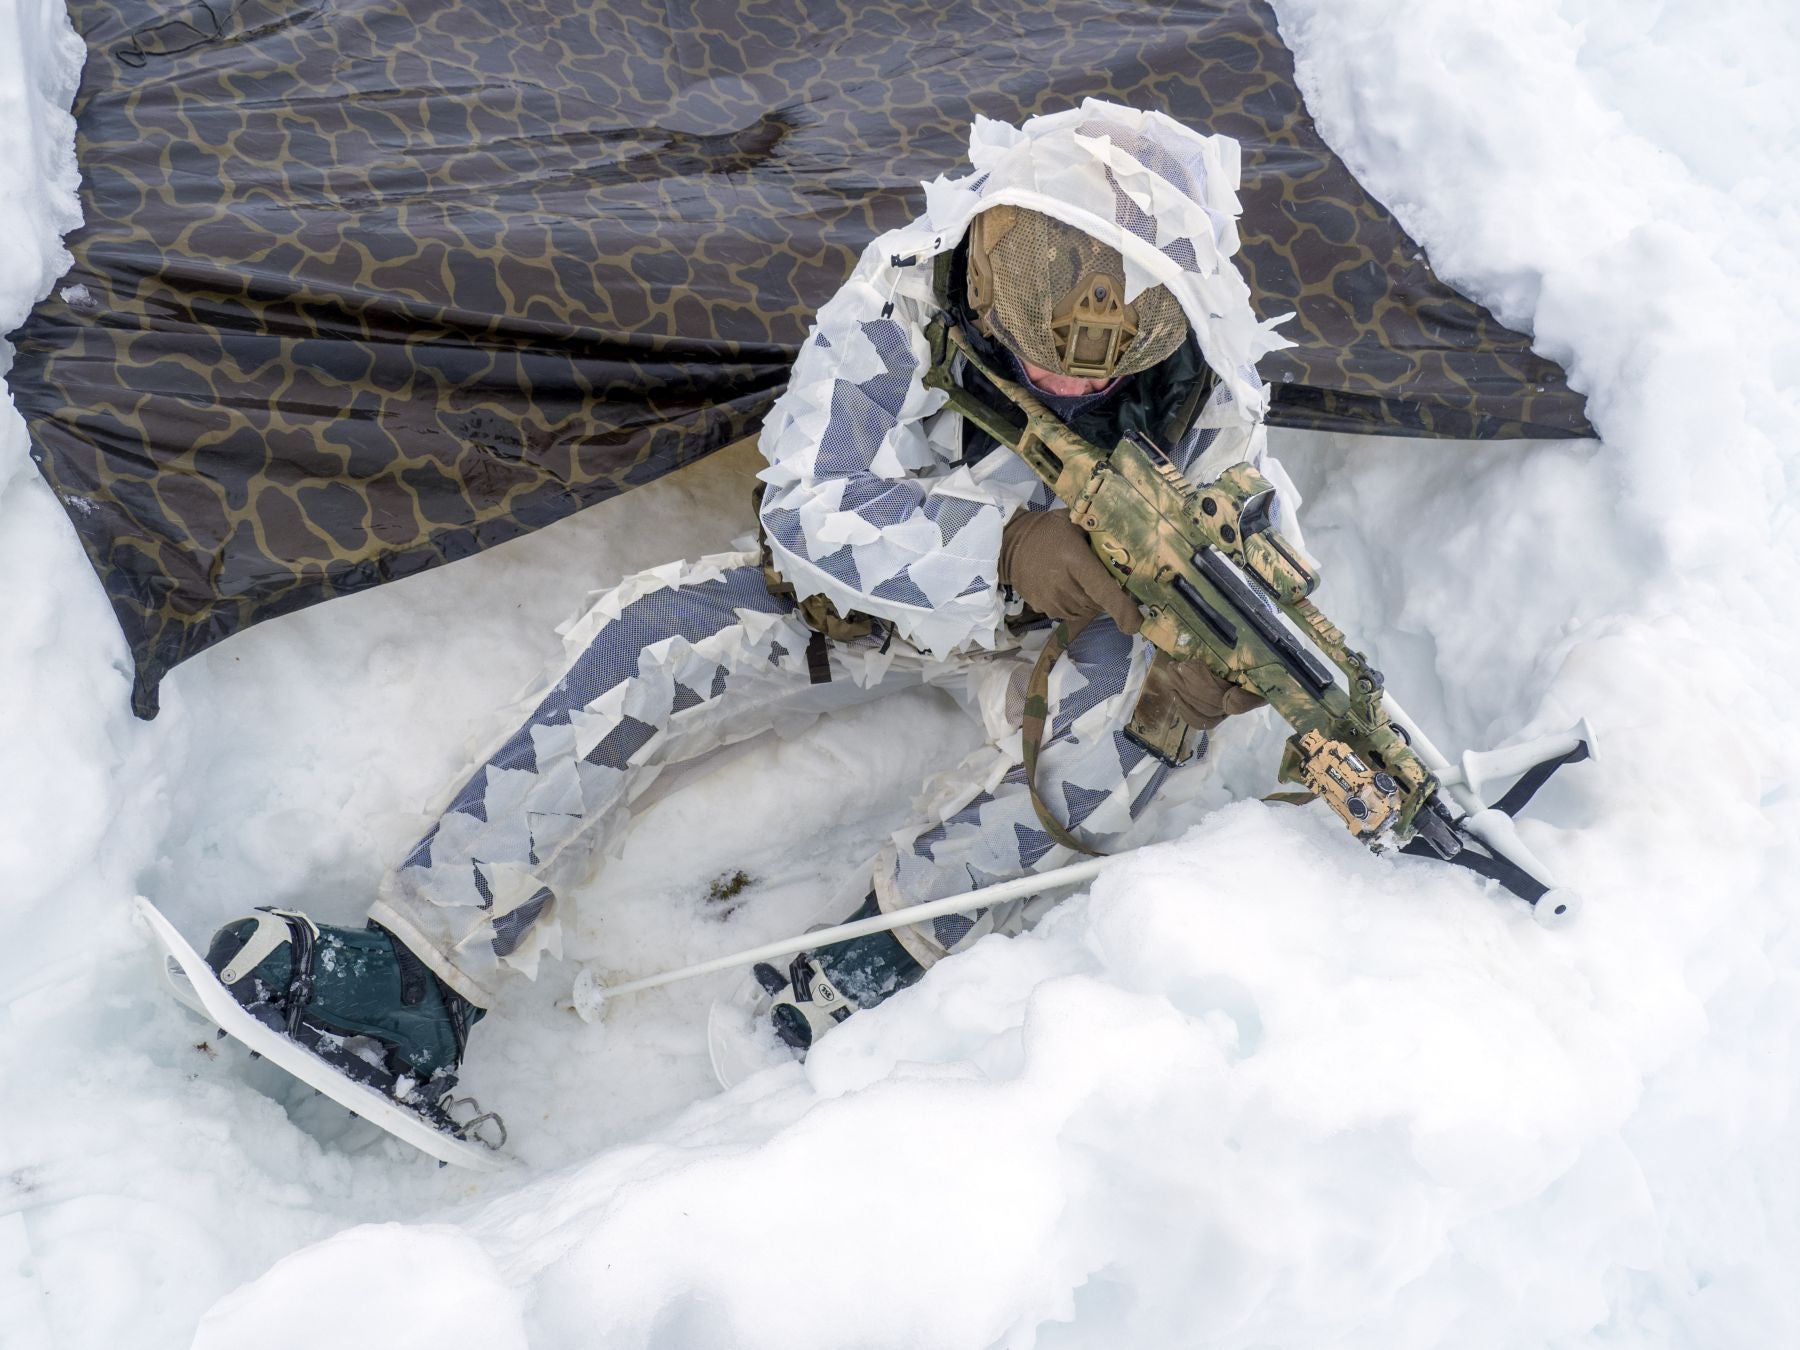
<box><xmin>278</xmin><ymin>916</ymin><xmax>318</xmax><ymax>1039</ymax></box>
<box><xmin>214</xmin><ymin>907</ymin><xmax>321</xmax><ymax>1039</ymax></box>
<box><xmin>754</xmin><ymin>955</ymin><xmax>855</xmax><ymax>1055</ymax></box>
<box><xmin>215</xmin><ymin>912</ymin><xmax>292</xmax><ymax>987</ymax></box>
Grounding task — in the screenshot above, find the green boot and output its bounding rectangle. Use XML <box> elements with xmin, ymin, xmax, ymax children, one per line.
<box><xmin>204</xmin><ymin>909</ymin><xmax>487</xmax><ymax>1132</ymax></box>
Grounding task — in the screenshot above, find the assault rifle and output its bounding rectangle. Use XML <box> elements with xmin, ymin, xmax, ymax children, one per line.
<box><xmin>924</xmin><ymin>322</ymin><xmax>1592</xmax><ymax>926</ymax></box>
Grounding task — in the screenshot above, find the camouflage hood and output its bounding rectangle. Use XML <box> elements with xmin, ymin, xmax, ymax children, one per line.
<box><xmin>755</xmin><ymin>103</ymin><xmax>1296</xmax><ymax>659</ymax></box>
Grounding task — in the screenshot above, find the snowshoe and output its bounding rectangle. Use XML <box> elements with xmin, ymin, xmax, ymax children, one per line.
<box><xmin>134</xmin><ymin>896</ymin><xmax>508</xmax><ymax>1169</ymax></box>
<box><xmin>749</xmin><ymin>893</ymin><xmax>925</xmax><ymax>1055</ymax></box>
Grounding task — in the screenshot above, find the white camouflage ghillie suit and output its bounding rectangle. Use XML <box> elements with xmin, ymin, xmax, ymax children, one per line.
<box><xmin>369</xmin><ymin>100</ymin><xmax>1300</xmax><ymax>1009</ymax></box>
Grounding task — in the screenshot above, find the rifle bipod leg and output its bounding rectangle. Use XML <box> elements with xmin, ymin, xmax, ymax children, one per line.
<box><xmin>1401</xmin><ymin>830</ymin><xmax>1573</xmax><ymax>921</ymax></box>
<box><xmin>1386</xmin><ymin>703</ymin><xmax>1594</xmax><ymax>927</ymax></box>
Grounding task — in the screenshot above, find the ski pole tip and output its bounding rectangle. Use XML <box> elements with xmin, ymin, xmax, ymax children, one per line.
<box><xmin>568</xmin><ymin>966</ymin><xmax>609</xmax><ymax>1023</ymax></box>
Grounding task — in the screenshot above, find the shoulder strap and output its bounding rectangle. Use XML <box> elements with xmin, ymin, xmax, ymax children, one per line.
<box><xmin>1020</xmin><ymin>621</ymin><xmax>1103</xmax><ymax>857</ymax></box>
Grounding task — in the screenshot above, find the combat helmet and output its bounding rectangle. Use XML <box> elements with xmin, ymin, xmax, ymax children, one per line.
<box><xmin>965</xmin><ymin>204</ymin><xmax>1189</xmax><ymax>382</ymax></box>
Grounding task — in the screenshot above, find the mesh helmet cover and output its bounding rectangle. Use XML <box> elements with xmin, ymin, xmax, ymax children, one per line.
<box><xmin>965</xmin><ymin>204</ymin><xmax>1189</xmax><ymax>380</ymax></box>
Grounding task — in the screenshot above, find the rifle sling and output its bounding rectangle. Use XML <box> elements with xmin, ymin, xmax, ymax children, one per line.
<box><xmin>1021</xmin><ymin>620</ymin><xmax>1104</xmax><ymax>858</ymax></box>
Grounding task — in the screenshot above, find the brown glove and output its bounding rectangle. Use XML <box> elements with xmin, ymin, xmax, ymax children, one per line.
<box><xmin>1142</xmin><ymin>652</ymin><xmax>1268</xmax><ymax>730</ymax></box>
<box><xmin>999</xmin><ymin>509</ymin><xmax>1141</xmax><ymax>635</ymax></box>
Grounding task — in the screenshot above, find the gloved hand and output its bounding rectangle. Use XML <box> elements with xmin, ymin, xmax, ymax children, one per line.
<box><xmin>1142</xmin><ymin>652</ymin><xmax>1268</xmax><ymax>730</ymax></box>
<box><xmin>998</xmin><ymin>509</ymin><xmax>1142</xmax><ymax>635</ymax></box>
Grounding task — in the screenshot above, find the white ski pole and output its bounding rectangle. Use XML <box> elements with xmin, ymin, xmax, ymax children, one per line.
<box><xmin>563</xmin><ymin>854</ymin><xmax>1114</xmax><ymax>1021</ymax></box>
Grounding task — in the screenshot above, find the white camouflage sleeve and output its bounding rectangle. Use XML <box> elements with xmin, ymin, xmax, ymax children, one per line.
<box><xmin>756</xmin><ymin>257</ymin><xmax>1038</xmax><ymax>658</ymax></box>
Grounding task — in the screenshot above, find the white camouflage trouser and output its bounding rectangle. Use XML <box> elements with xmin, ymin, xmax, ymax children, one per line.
<box><xmin>369</xmin><ymin>551</ymin><xmax>1188</xmax><ymax>1007</ymax></box>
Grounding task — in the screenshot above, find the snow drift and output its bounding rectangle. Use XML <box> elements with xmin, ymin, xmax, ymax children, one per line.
<box><xmin>4</xmin><ymin>0</ymin><xmax>1799</xmax><ymax>1346</ymax></box>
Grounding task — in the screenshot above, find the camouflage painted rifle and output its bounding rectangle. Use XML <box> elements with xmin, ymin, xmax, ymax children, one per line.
<box><xmin>924</xmin><ymin>321</ymin><xmax>1590</xmax><ymax>923</ymax></box>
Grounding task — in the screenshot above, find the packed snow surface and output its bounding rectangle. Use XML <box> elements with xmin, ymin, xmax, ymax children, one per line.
<box><xmin>4</xmin><ymin>0</ymin><xmax>1799</xmax><ymax>1345</ymax></box>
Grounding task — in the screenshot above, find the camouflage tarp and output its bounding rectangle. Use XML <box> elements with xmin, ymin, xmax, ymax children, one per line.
<box><xmin>9</xmin><ymin>0</ymin><xmax>1592</xmax><ymax>718</ymax></box>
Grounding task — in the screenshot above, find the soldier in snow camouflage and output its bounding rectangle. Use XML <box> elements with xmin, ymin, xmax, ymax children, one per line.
<box><xmin>202</xmin><ymin>102</ymin><xmax>1303</xmax><ymax>1122</ymax></box>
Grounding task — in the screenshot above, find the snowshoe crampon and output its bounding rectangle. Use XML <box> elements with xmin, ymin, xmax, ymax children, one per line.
<box><xmin>133</xmin><ymin>896</ymin><xmax>510</xmax><ymax>1171</ymax></box>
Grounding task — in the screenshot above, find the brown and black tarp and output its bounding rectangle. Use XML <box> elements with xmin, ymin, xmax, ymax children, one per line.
<box><xmin>8</xmin><ymin>0</ymin><xmax>1592</xmax><ymax>717</ymax></box>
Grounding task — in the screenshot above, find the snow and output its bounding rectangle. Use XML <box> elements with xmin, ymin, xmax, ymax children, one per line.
<box><xmin>3</xmin><ymin>0</ymin><xmax>1799</xmax><ymax>1346</ymax></box>
<box><xmin>193</xmin><ymin>1225</ymin><xmax>529</xmax><ymax>1350</ymax></box>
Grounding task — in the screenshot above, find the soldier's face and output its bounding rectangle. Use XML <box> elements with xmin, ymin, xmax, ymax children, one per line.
<box><xmin>1019</xmin><ymin>357</ymin><xmax>1117</xmax><ymax>399</ymax></box>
